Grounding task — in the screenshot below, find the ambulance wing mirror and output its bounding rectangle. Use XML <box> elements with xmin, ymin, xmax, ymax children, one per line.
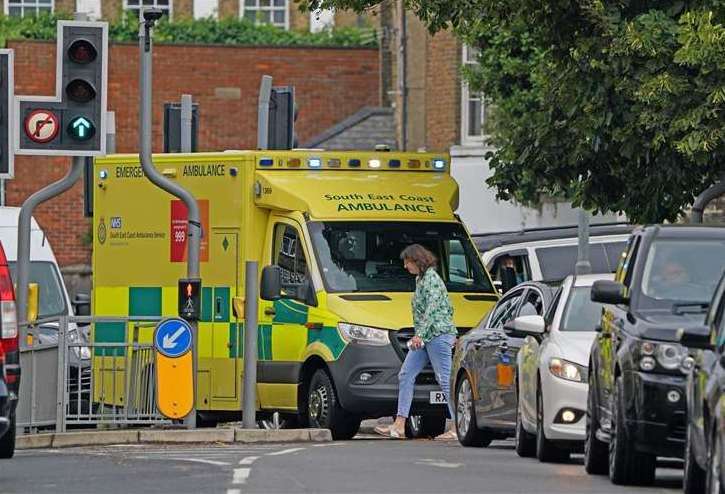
<box><xmin>297</xmin><ymin>279</ymin><xmax>318</xmax><ymax>308</ymax></box>
<box><xmin>260</xmin><ymin>266</ymin><xmax>282</xmax><ymax>301</ymax></box>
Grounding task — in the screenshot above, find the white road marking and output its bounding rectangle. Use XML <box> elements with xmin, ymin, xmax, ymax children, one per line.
<box><xmin>312</xmin><ymin>442</ymin><xmax>346</xmax><ymax>447</ymax></box>
<box><xmin>226</xmin><ymin>489</ymin><xmax>241</xmax><ymax>494</ymax></box>
<box><xmin>266</xmin><ymin>447</ymin><xmax>305</xmax><ymax>456</ymax></box>
<box><xmin>167</xmin><ymin>457</ymin><xmax>231</xmax><ymax>466</ymax></box>
<box><xmin>232</xmin><ymin>468</ymin><xmax>251</xmax><ymax>484</ymax></box>
<box><xmin>415</xmin><ymin>459</ymin><xmax>463</xmax><ymax>469</ymax></box>
<box><xmin>238</xmin><ymin>456</ymin><xmax>260</xmax><ymax>465</ymax></box>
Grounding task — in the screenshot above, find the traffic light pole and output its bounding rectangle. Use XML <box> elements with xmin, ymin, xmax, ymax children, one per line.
<box><xmin>139</xmin><ymin>12</ymin><xmax>202</xmax><ymax>428</ymax></box>
<box><xmin>16</xmin><ymin>159</ymin><xmax>83</xmax><ymax>329</ymax></box>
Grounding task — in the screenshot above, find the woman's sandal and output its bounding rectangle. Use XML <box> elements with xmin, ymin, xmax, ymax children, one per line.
<box><xmin>434</xmin><ymin>429</ymin><xmax>458</xmax><ymax>441</ymax></box>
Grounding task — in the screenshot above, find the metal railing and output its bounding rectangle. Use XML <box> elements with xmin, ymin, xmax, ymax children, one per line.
<box><xmin>18</xmin><ymin>315</ymin><xmax>170</xmax><ymax>434</ymax></box>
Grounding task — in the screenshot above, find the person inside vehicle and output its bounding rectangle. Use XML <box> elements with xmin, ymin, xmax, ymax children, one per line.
<box><xmin>649</xmin><ymin>258</ymin><xmax>693</xmax><ymax>299</ymax></box>
<box><xmin>499</xmin><ymin>255</ymin><xmax>522</xmax><ymax>293</ymax></box>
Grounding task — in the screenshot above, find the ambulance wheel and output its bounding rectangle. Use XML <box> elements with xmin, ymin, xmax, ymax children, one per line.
<box><xmin>307</xmin><ymin>369</ymin><xmax>360</xmax><ymax>440</ymax></box>
<box><xmin>405</xmin><ymin>415</ymin><xmax>424</xmax><ymax>438</ymax></box>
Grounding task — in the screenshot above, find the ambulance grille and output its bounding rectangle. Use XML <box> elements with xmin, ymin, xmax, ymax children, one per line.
<box><xmin>392</xmin><ymin>327</ymin><xmax>471</xmax><ymax>361</ymax></box>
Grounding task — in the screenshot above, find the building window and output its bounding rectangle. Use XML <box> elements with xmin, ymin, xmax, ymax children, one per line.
<box><xmin>5</xmin><ymin>0</ymin><xmax>52</xmax><ymax>17</ymax></box>
<box><xmin>125</xmin><ymin>0</ymin><xmax>172</xmax><ymax>18</ymax></box>
<box><xmin>461</xmin><ymin>45</ymin><xmax>487</xmax><ymax>146</ymax></box>
<box><xmin>242</xmin><ymin>0</ymin><xmax>288</xmax><ymax>29</ymax></box>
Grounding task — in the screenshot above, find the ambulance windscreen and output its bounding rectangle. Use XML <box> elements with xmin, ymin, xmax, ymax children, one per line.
<box><xmin>308</xmin><ymin>221</ymin><xmax>494</xmax><ymax>293</ymax></box>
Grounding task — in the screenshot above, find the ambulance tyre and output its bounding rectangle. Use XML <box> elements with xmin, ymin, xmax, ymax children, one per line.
<box><xmin>307</xmin><ymin>369</ymin><xmax>360</xmax><ymax>440</ymax></box>
<box><xmin>420</xmin><ymin>415</ymin><xmax>447</xmax><ymax>438</ymax></box>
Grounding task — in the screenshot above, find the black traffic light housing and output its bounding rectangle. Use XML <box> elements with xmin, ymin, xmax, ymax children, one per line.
<box><xmin>16</xmin><ymin>21</ymin><xmax>107</xmax><ymax>156</ymax></box>
<box><xmin>0</xmin><ymin>50</ymin><xmax>13</xmax><ymax>178</ymax></box>
<box><xmin>267</xmin><ymin>86</ymin><xmax>295</xmax><ymax>150</ymax></box>
<box><xmin>178</xmin><ymin>278</ymin><xmax>202</xmax><ymax>321</ymax></box>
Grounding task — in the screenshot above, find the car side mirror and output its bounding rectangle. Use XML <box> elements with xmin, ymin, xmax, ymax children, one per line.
<box><xmin>504</xmin><ymin>315</ymin><xmax>545</xmax><ymax>337</ymax></box>
<box><xmin>260</xmin><ymin>266</ymin><xmax>282</xmax><ymax>301</ymax></box>
<box><xmin>591</xmin><ymin>280</ymin><xmax>629</xmax><ymax>305</ymax></box>
<box><xmin>297</xmin><ymin>280</ymin><xmax>318</xmax><ymax>307</ymax></box>
<box><xmin>677</xmin><ymin>325</ymin><xmax>713</xmax><ymax>350</ymax></box>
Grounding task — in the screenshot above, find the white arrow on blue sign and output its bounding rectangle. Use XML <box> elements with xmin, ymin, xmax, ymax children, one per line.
<box><xmin>153</xmin><ymin>318</ymin><xmax>193</xmax><ymax>358</ymax></box>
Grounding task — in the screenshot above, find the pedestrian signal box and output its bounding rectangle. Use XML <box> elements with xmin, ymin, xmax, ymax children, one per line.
<box><xmin>178</xmin><ymin>278</ymin><xmax>201</xmax><ymax>321</ymax></box>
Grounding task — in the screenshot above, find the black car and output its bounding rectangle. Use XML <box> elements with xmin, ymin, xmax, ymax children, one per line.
<box><xmin>586</xmin><ymin>225</ymin><xmax>725</xmax><ymax>486</ymax></box>
<box><xmin>680</xmin><ymin>272</ymin><xmax>725</xmax><ymax>494</ymax></box>
<box><xmin>451</xmin><ymin>281</ymin><xmax>557</xmax><ymax>446</ymax></box>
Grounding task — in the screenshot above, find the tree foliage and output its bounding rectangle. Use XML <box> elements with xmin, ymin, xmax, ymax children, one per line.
<box><xmin>299</xmin><ymin>0</ymin><xmax>725</xmax><ymax>222</ymax></box>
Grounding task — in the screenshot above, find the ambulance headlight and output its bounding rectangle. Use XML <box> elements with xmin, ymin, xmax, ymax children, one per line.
<box><xmin>68</xmin><ymin>329</ymin><xmax>91</xmax><ymax>360</ymax></box>
<box><xmin>337</xmin><ymin>323</ymin><xmax>389</xmax><ymax>346</ymax></box>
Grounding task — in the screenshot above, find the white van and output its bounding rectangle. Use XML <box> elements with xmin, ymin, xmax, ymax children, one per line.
<box><xmin>0</xmin><ymin>207</ymin><xmax>74</xmax><ymax>322</ymax></box>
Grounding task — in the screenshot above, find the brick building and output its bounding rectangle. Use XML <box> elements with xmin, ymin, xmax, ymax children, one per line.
<box><xmin>5</xmin><ymin>38</ymin><xmax>379</xmax><ymax>295</ymax></box>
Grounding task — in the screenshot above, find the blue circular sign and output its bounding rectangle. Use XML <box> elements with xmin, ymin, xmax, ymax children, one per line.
<box><xmin>154</xmin><ymin>318</ymin><xmax>193</xmax><ymax>358</ymax></box>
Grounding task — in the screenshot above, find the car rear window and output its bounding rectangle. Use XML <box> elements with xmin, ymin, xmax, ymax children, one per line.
<box><xmin>536</xmin><ymin>242</ymin><xmax>627</xmax><ymax>281</ymax></box>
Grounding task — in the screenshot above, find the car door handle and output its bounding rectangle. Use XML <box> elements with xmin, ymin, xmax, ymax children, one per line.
<box><xmin>264</xmin><ymin>307</ymin><xmax>276</xmax><ymax>316</ymax></box>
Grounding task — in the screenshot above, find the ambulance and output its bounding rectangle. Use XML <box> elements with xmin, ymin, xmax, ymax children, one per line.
<box><xmin>92</xmin><ymin>150</ymin><xmax>498</xmax><ymax>439</ymax></box>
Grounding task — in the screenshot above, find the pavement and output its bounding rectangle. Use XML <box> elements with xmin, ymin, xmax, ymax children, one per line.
<box><xmin>2</xmin><ymin>434</ymin><xmax>682</xmax><ymax>494</ymax></box>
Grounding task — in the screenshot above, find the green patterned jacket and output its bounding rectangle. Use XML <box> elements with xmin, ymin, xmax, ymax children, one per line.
<box><xmin>412</xmin><ymin>268</ymin><xmax>457</xmax><ymax>342</ymax></box>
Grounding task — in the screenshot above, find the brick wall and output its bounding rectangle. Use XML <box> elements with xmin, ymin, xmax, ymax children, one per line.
<box><xmin>8</xmin><ymin>40</ymin><xmax>379</xmax><ymax>266</ymax></box>
<box><xmin>424</xmin><ymin>30</ymin><xmax>460</xmax><ymax>149</ymax></box>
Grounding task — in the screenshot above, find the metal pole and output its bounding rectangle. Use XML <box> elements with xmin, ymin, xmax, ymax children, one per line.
<box><xmin>257</xmin><ymin>76</ymin><xmax>272</xmax><ymax>150</ymax></box>
<box><xmin>242</xmin><ymin>261</ymin><xmax>259</xmax><ymax>429</ymax></box>
<box><xmin>139</xmin><ymin>12</ymin><xmax>201</xmax><ymax>428</ymax></box>
<box><xmin>180</xmin><ymin>94</ymin><xmax>192</xmax><ymax>153</ymax></box>
<box><xmin>106</xmin><ymin>111</ymin><xmax>116</xmax><ymax>154</ymax></box>
<box><xmin>17</xmin><ymin>160</ymin><xmax>83</xmax><ymax>327</ymax></box>
<box><xmin>691</xmin><ymin>174</ymin><xmax>725</xmax><ymax>223</ymax></box>
<box><xmin>575</xmin><ymin>208</ymin><xmax>592</xmax><ymax>275</ymax></box>
<box><xmin>396</xmin><ymin>0</ymin><xmax>407</xmax><ymax>151</ymax></box>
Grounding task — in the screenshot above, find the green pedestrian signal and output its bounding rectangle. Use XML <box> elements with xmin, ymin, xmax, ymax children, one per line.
<box><xmin>68</xmin><ymin>116</ymin><xmax>95</xmax><ymax>141</ymax></box>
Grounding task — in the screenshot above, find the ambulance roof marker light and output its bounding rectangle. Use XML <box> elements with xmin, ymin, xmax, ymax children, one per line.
<box><xmin>348</xmin><ymin>159</ymin><xmax>361</xmax><ymax>168</ymax></box>
<box><xmin>433</xmin><ymin>158</ymin><xmax>447</xmax><ymax>171</ymax></box>
<box><xmin>368</xmin><ymin>159</ymin><xmax>381</xmax><ymax>169</ymax></box>
<box><xmin>388</xmin><ymin>159</ymin><xmax>401</xmax><ymax>168</ymax></box>
<box><xmin>327</xmin><ymin>158</ymin><xmax>341</xmax><ymax>168</ymax></box>
<box><xmin>308</xmin><ymin>158</ymin><xmax>322</xmax><ymax>169</ymax></box>
<box><xmin>407</xmin><ymin>159</ymin><xmax>421</xmax><ymax>169</ymax></box>
<box><xmin>259</xmin><ymin>158</ymin><xmax>274</xmax><ymax>167</ymax></box>
<box><xmin>288</xmin><ymin>158</ymin><xmax>301</xmax><ymax>167</ymax></box>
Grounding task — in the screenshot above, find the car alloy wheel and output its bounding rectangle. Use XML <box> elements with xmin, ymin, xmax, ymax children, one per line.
<box><xmin>308</xmin><ymin>383</ymin><xmax>329</xmax><ymax>426</ymax></box>
<box><xmin>457</xmin><ymin>378</ymin><xmax>472</xmax><ymax>439</ymax></box>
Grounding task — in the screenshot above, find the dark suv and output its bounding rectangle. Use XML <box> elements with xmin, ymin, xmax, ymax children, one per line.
<box><xmin>585</xmin><ymin>225</ymin><xmax>725</xmax><ymax>486</ymax></box>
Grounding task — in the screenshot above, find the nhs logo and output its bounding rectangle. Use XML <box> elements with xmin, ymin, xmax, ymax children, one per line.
<box><xmin>110</xmin><ymin>217</ymin><xmax>122</xmax><ymax>229</ymax></box>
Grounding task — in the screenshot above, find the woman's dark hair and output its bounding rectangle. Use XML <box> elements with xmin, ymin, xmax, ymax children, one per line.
<box><xmin>400</xmin><ymin>244</ymin><xmax>437</xmax><ymax>273</ymax></box>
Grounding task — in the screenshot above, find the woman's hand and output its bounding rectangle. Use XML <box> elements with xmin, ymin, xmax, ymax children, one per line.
<box><xmin>410</xmin><ymin>335</ymin><xmax>424</xmax><ymax>350</ymax></box>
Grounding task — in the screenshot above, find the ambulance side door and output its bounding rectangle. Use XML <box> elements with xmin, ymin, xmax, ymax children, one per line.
<box><xmin>257</xmin><ymin>217</ymin><xmax>315</xmax><ymax>410</ymax></box>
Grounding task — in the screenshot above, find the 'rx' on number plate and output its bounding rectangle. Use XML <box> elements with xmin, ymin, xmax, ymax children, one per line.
<box><xmin>429</xmin><ymin>391</ymin><xmax>448</xmax><ymax>404</ymax></box>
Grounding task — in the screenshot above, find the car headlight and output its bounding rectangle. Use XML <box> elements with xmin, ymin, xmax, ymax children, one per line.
<box><xmin>337</xmin><ymin>323</ymin><xmax>389</xmax><ymax>346</ymax></box>
<box><xmin>67</xmin><ymin>329</ymin><xmax>91</xmax><ymax>360</ymax></box>
<box><xmin>549</xmin><ymin>358</ymin><xmax>586</xmax><ymax>383</ymax></box>
<box><xmin>638</xmin><ymin>341</ymin><xmax>686</xmax><ymax>372</ymax></box>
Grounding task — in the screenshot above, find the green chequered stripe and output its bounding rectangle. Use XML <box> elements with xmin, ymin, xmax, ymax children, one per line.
<box><xmin>95</xmin><ymin>287</ymin><xmax>162</xmax><ymax>356</ymax></box>
<box><xmin>308</xmin><ymin>326</ymin><xmax>345</xmax><ymax>359</ymax></box>
<box><xmin>273</xmin><ymin>299</ymin><xmax>308</xmax><ymax>324</ymax></box>
<box><xmin>258</xmin><ymin>324</ymin><xmax>273</xmax><ymax>360</ymax></box>
<box><xmin>201</xmin><ymin>287</ymin><xmax>213</xmax><ymax>322</ymax></box>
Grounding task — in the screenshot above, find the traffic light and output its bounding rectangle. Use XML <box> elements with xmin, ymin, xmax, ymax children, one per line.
<box><xmin>0</xmin><ymin>50</ymin><xmax>13</xmax><ymax>178</ymax></box>
<box><xmin>16</xmin><ymin>21</ymin><xmax>107</xmax><ymax>156</ymax></box>
<box><xmin>178</xmin><ymin>278</ymin><xmax>201</xmax><ymax>321</ymax></box>
<box><xmin>267</xmin><ymin>86</ymin><xmax>295</xmax><ymax>150</ymax></box>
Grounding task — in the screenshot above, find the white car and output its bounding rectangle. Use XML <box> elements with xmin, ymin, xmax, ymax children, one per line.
<box><xmin>509</xmin><ymin>273</ymin><xmax>612</xmax><ymax>462</ymax></box>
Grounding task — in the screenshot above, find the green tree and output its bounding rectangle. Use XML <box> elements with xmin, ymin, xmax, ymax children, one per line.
<box><xmin>298</xmin><ymin>0</ymin><xmax>725</xmax><ymax>222</ymax></box>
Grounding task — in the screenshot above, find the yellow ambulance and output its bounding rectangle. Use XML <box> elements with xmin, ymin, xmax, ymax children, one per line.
<box><xmin>92</xmin><ymin>150</ymin><xmax>498</xmax><ymax>439</ymax></box>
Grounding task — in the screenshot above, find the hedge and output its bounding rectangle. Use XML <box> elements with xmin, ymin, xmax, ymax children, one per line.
<box><xmin>0</xmin><ymin>12</ymin><xmax>378</xmax><ymax>48</ymax></box>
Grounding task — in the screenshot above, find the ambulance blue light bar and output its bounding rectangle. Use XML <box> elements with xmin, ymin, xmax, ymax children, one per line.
<box><xmin>433</xmin><ymin>158</ymin><xmax>447</xmax><ymax>170</ymax></box>
<box><xmin>348</xmin><ymin>159</ymin><xmax>361</xmax><ymax>167</ymax></box>
<box><xmin>388</xmin><ymin>159</ymin><xmax>401</xmax><ymax>168</ymax></box>
<box><xmin>308</xmin><ymin>158</ymin><xmax>322</xmax><ymax>168</ymax></box>
<box><xmin>260</xmin><ymin>158</ymin><xmax>274</xmax><ymax>166</ymax></box>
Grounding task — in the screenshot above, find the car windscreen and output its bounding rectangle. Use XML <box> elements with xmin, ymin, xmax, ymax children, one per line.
<box><xmin>9</xmin><ymin>261</ymin><xmax>67</xmax><ymax>318</ymax></box>
<box><xmin>560</xmin><ymin>286</ymin><xmax>604</xmax><ymax>332</ymax></box>
<box><xmin>640</xmin><ymin>239</ymin><xmax>725</xmax><ymax>304</ymax></box>
<box><xmin>308</xmin><ymin>221</ymin><xmax>494</xmax><ymax>293</ymax></box>
<box><xmin>535</xmin><ymin>241</ymin><xmax>627</xmax><ymax>281</ymax></box>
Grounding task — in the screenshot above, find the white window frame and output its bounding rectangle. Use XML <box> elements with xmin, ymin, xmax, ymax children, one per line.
<box><xmin>124</xmin><ymin>0</ymin><xmax>173</xmax><ymax>19</ymax></box>
<box><xmin>241</xmin><ymin>0</ymin><xmax>289</xmax><ymax>30</ymax></box>
<box><xmin>4</xmin><ymin>0</ymin><xmax>54</xmax><ymax>17</ymax></box>
<box><xmin>461</xmin><ymin>44</ymin><xmax>487</xmax><ymax>146</ymax></box>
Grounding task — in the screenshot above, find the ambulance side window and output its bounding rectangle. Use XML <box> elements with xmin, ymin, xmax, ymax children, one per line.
<box><xmin>272</xmin><ymin>224</ymin><xmax>309</xmax><ymax>290</ymax></box>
